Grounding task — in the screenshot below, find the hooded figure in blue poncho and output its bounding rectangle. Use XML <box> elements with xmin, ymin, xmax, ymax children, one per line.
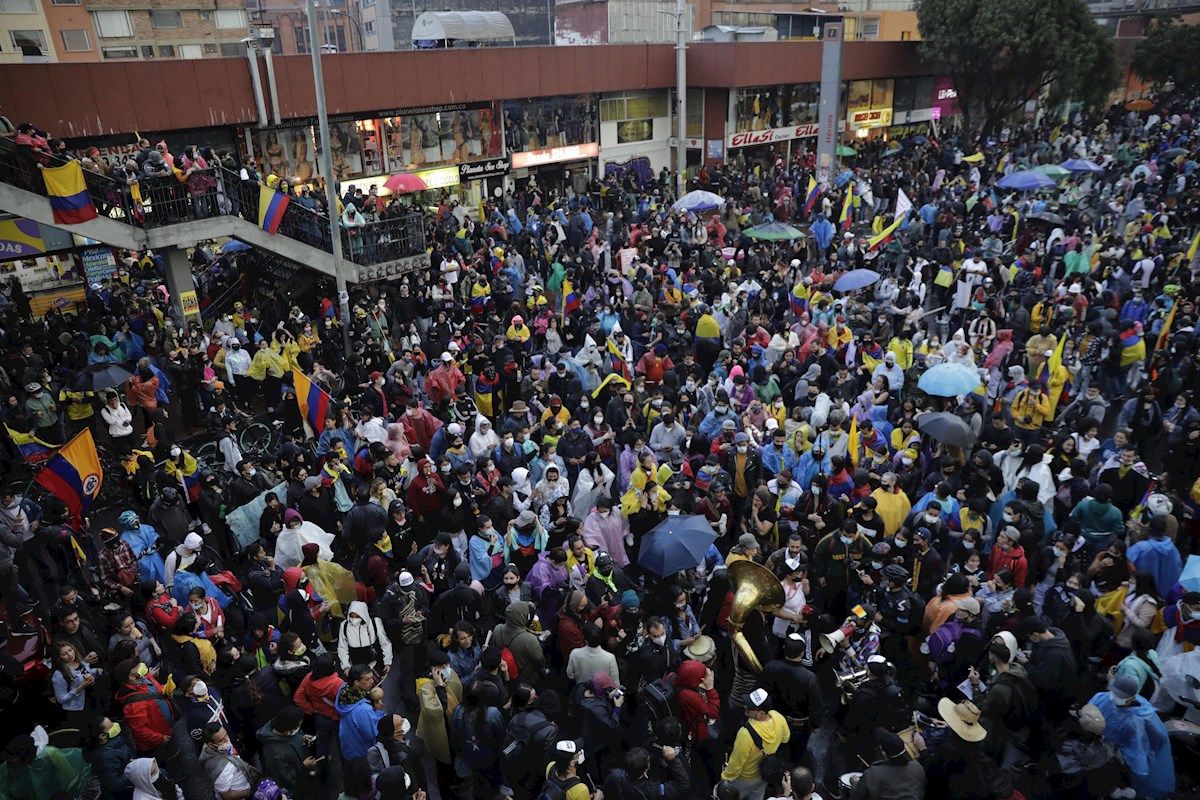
<box><xmin>1088</xmin><ymin>676</ymin><xmax>1175</xmax><ymax>800</ymax></box>
<box><xmin>119</xmin><ymin>510</ymin><xmax>166</xmax><ymax>585</ymax></box>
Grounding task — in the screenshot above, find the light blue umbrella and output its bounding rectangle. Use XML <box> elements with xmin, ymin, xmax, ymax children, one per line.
<box><xmin>918</xmin><ymin>363</ymin><xmax>983</xmax><ymax>397</ymax></box>
<box><xmin>996</xmin><ymin>170</ymin><xmax>1058</xmax><ymax>191</ymax></box>
<box><xmin>834</xmin><ymin>170</ymin><xmax>856</xmax><ymax>188</ymax></box>
<box><xmin>1060</xmin><ymin>159</ymin><xmax>1105</xmax><ymax>174</ymax></box>
<box><xmin>832</xmin><ymin>268</ymin><xmax>881</xmax><ymax>292</ymax></box>
<box><xmin>672</xmin><ymin>190</ymin><xmax>725</xmax><ymax>213</ymax></box>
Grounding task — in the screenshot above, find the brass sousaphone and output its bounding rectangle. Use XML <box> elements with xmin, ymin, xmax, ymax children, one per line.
<box><xmin>726</xmin><ymin>559</ymin><xmax>786</xmax><ymax>672</ymax></box>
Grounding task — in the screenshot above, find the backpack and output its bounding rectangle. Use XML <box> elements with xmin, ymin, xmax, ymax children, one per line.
<box><xmin>743</xmin><ymin>721</ymin><xmax>785</xmax><ymax>784</ymax></box>
<box><xmin>500</xmin><ymin>716</ymin><xmax>558</xmax><ymax>784</ymax></box>
<box><xmin>537</xmin><ymin>772</ymin><xmax>582</xmax><ymax>800</ymax></box>
<box><xmin>639</xmin><ymin>674</ymin><xmax>678</xmax><ymax>724</ymax></box>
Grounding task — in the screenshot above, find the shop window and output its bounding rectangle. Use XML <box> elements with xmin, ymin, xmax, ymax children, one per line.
<box><xmin>381</xmin><ymin>104</ymin><xmax>503</xmax><ymax>173</ymax></box>
<box><xmin>504</xmin><ymin>95</ymin><xmax>597</xmax><ymax>153</ymax></box>
<box><xmin>734</xmin><ymin>83</ymin><xmax>819</xmax><ymax>133</ymax></box>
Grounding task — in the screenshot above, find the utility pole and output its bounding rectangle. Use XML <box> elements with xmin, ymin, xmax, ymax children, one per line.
<box><xmin>672</xmin><ymin>0</ymin><xmax>688</xmax><ymax>198</ymax></box>
<box><xmin>306</xmin><ymin>0</ymin><xmax>352</xmax><ymax>357</ymax></box>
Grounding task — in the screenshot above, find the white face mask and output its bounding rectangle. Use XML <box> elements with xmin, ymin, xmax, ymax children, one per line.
<box><xmin>925</xmin><ymin>513</ymin><xmax>939</xmax><ymax>524</ymax></box>
<box><xmin>594</xmin><ymin>414</ymin><xmax>604</xmax><ymax>425</ymax></box>
<box><xmin>894</xmin><ymin>538</ymin><xmax>907</xmax><ymax>548</ymax></box>
<box><xmin>736</xmin><ymin>445</ymin><xmax>748</xmax><ymax>454</ymax></box>
<box><xmin>651</xmin><ymin>634</ymin><xmax>667</xmax><ymax>646</ymax></box>
<box><xmin>1002</xmin><ymin>512</ymin><xmax>1016</xmax><ymax>523</ymax></box>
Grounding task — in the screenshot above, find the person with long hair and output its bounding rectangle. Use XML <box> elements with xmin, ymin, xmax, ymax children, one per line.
<box><xmin>50</xmin><ymin>641</ymin><xmax>101</xmax><ymax>728</ymax></box>
<box><xmin>1114</xmin><ymin>570</ymin><xmax>1163</xmax><ymax>652</ymax></box>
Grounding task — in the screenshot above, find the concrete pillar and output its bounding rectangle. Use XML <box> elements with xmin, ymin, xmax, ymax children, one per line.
<box><xmin>163</xmin><ymin>246</ymin><xmax>199</xmax><ymax>327</ymax></box>
<box><xmin>816</xmin><ymin>20</ymin><xmax>845</xmax><ymax>188</ymax></box>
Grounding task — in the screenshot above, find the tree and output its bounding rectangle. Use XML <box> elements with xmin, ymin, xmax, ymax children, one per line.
<box><xmin>1132</xmin><ymin>20</ymin><xmax>1200</xmax><ymax>95</ymax></box>
<box><xmin>916</xmin><ymin>0</ymin><xmax>1119</xmax><ymax>136</ymax></box>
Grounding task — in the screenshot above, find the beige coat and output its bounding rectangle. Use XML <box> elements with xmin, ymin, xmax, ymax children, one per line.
<box><xmin>416</xmin><ymin>671</ymin><xmax>462</xmax><ymax>764</ymax></box>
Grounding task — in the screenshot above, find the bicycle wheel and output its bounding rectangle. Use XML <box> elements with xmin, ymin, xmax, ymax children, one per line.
<box><xmin>240</xmin><ymin>423</ymin><xmax>273</xmax><ymax>456</ymax></box>
<box><xmin>195</xmin><ymin>441</ymin><xmax>219</xmax><ymax>469</ymax></box>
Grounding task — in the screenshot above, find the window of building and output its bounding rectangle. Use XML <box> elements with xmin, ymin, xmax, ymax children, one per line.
<box><xmin>363</xmin><ymin>20</ymin><xmax>374</xmax><ymax>34</ymax></box>
<box><xmin>199</xmin><ymin>10</ymin><xmax>212</xmax><ymax>21</ymax></box>
<box><xmin>101</xmin><ymin>45</ymin><xmax>138</xmax><ymax>59</ymax></box>
<box><xmin>601</xmin><ymin>90</ymin><xmax>668</xmax><ymax>123</ymax></box>
<box><xmin>733</xmin><ymin>83</ymin><xmax>820</xmax><ymax>133</ymax></box>
<box><xmin>215</xmin><ymin>9</ymin><xmax>246</xmax><ymax>29</ymax></box>
<box><xmin>9</xmin><ymin>29</ymin><xmax>46</xmax><ymax>54</ymax></box>
<box><xmin>60</xmin><ymin>28</ymin><xmax>91</xmax><ymax>51</ymax></box>
<box><xmin>504</xmin><ymin>96</ymin><xmax>597</xmax><ymax>153</ymax></box>
<box><xmin>219</xmin><ymin>41</ymin><xmax>246</xmax><ymax>56</ymax></box>
<box><xmin>52</xmin><ymin>0</ymin><xmax>82</xmax><ymax>5</ymax></box>
<box><xmin>294</xmin><ymin>26</ymin><xmax>309</xmax><ymax>52</ymax></box>
<box><xmin>179</xmin><ymin>43</ymin><xmax>204</xmax><ymax>59</ymax></box>
<box><xmin>159</xmin><ymin>44</ymin><xmax>175</xmax><ymax>57</ymax></box>
<box><xmin>150</xmin><ymin>10</ymin><xmax>182</xmax><ymax>29</ymax></box>
<box><xmin>0</xmin><ymin>0</ymin><xmax>36</xmax><ymax>13</ymax></box>
<box><xmin>858</xmin><ymin>18</ymin><xmax>880</xmax><ymax>39</ymax></box>
<box><xmin>202</xmin><ymin>42</ymin><xmax>216</xmax><ymax>53</ymax></box>
<box><xmin>92</xmin><ymin>10</ymin><xmax>134</xmax><ymax>38</ymax></box>
<box><xmin>140</xmin><ymin>45</ymin><xmax>154</xmax><ymax>58</ymax></box>
<box><xmin>244</xmin><ymin>0</ymin><xmax>258</xmax><ymax>10</ymax></box>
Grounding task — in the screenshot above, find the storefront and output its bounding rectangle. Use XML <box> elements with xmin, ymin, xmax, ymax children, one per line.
<box><xmin>727</xmin><ymin>82</ymin><xmax>820</xmax><ymax>166</ymax></box>
<box><xmin>457</xmin><ymin>158</ymin><xmax>510</xmax><ymax>220</ymax></box>
<box><xmin>0</xmin><ymin>218</ymin><xmax>102</xmax><ymax>316</ymax></box>
<box><xmin>598</xmin><ymin>89</ymin><xmax>672</xmax><ymax>183</ymax></box>
<box><xmin>340</xmin><ymin>164</ymin><xmax>462</xmax><ymax>214</ymax></box>
<box><xmin>889</xmin><ymin>75</ymin><xmax>936</xmax><ymax>134</ymax></box>
<box><xmin>845</xmin><ymin>78</ymin><xmax>894</xmax><ymax>142</ymax></box>
<box><xmin>505</xmin><ymin>95</ymin><xmax>598</xmax><ymax>195</ymax></box>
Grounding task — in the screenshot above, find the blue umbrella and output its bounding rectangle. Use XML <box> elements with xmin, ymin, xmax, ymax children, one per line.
<box><xmin>832</xmin><ymin>268</ymin><xmax>881</xmax><ymax>292</ymax></box>
<box><xmin>222</xmin><ymin>240</ymin><xmax>252</xmax><ymax>253</ymax></box>
<box><xmin>834</xmin><ymin>169</ymin><xmax>856</xmax><ymax>188</ymax></box>
<box><xmin>672</xmin><ymin>190</ymin><xmax>725</xmax><ymax>213</ymax></box>
<box><xmin>638</xmin><ymin>515</ymin><xmax>718</xmax><ymax>577</ymax></box>
<box><xmin>996</xmin><ymin>170</ymin><xmax>1057</xmax><ymax>191</ymax></box>
<box><xmin>1059</xmin><ymin>158</ymin><xmax>1104</xmax><ymax>174</ymax></box>
<box><xmin>918</xmin><ymin>363</ymin><xmax>983</xmax><ymax>397</ymax></box>
<box><xmin>911</xmin><ymin>135</ymin><xmax>929</xmax><ymax>145</ymax></box>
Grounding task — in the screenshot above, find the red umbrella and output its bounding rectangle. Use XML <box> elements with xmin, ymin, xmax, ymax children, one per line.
<box><xmin>383</xmin><ymin>173</ymin><xmax>428</xmax><ymax>193</ymax></box>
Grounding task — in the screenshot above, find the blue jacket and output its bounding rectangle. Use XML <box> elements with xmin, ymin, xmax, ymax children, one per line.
<box><xmin>1128</xmin><ymin>537</ymin><xmax>1183</xmax><ymax>597</ymax></box>
<box><xmin>335</xmin><ymin>695</ymin><xmax>386</xmax><ymax>760</ymax></box>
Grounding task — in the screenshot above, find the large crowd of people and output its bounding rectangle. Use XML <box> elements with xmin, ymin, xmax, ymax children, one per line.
<box><xmin>0</xmin><ymin>94</ymin><xmax>1198</xmax><ymax>800</ymax></box>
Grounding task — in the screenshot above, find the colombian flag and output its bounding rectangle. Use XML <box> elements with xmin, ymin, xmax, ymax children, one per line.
<box><xmin>43</xmin><ymin>161</ymin><xmax>98</xmax><ymax>225</ymax></box>
<box><xmin>469</xmin><ymin>279</ymin><xmax>492</xmax><ymax>314</ymax></box>
<box><xmin>34</xmin><ymin>428</ymin><xmax>102</xmax><ymax>523</ymax></box>
<box><xmin>1119</xmin><ymin>326</ymin><xmax>1145</xmax><ymax>367</ymax></box>
<box><xmin>5</xmin><ymin>424</ymin><xmax>54</xmax><ymax>464</ymax></box>
<box><xmin>606</xmin><ymin>337</ymin><xmax>632</xmax><ymax>382</ymax></box>
<box><xmin>866</xmin><ymin>189</ymin><xmax>913</xmax><ymax>251</ymax></box>
<box><xmin>562</xmin><ymin>279</ymin><xmax>581</xmax><ymax>316</ymax></box>
<box><xmin>257</xmin><ymin>187</ymin><xmax>291</xmax><ymax>234</ymax></box>
<box><xmin>847</xmin><ymin>415</ymin><xmax>860</xmax><ymax>468</ymax></box>
<box><xmin>1156</xmin><ymin>301</ymin><xmax>1177</xmax><ymax>352</ymax></box>
<box><xmin>839</xmin><ymin>182</ymin><xmax>854</xmax><ymax>232</ymax></box>
<box><xmin>790</xmin><ymin>281</ymin><xmax>809</xmax><ymax>315</ymax></box>
<box><xmin>803</xmin><ymin>176</ymin><xmax>820</xmax><ymax>216</ymax></box>
<box><xmin>293</xmin><ymin>369</ymin><xmax>331</xmax><ymax>439</ymax></box>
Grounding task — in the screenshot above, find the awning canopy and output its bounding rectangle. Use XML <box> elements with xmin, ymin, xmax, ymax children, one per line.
<box><xmin>411</xmin><ymin>11</ymin><xmax>516</xmax><ymax>43</ymax></box>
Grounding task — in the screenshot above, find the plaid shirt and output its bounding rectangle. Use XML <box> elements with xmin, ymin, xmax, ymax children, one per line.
<box><xmin>99</xmin><ymin>539</ymin><xmax>139</xmax><ymax>592</ymax></box>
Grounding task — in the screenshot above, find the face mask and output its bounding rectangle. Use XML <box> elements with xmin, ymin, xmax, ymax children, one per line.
<box><xmin>294</xmin><ymin>644</ymin><xmax>306</xmax><ymax>656</ymax></box>
<box><xmin>441</xmin><ymin>465</ymin><xmax>451</xmax><ymax>474</ymax></box>
<box><xmin>675</xmin><ymin>601</ymin><xmax>688</xmax><ymax>610</ymax></box>
<box><xmin>840</xmin><ymin>535</ymin><xmax>853</xmax><ymax>545</ymax></box>
<box><xmin>1054</xmin><ymin>547</ymin><xmax>1068</xmax><ymax>558</ymax></box>
<box><xmin>651</xmin><ymin>634</ymin><xmax>667</xmax><ymax>646</ymax></box>
<box><xmin>716</xmin><ymin>405</ymin><xmax>729</xmax><ymax>413</ymax></box>
<box><xmin>894</xmin><ymin>538</ymin><xmax>907</xmax><ymax>549</ymax></box>
<box><xmin>190</xmin><ymin>601</ymin><xmax>204</xmax><ymax>611</ymax></box>
<box><xmin>811</xmin><ymin>486</ymin><xmax>822</xmax><ymax>495</ymax></box>
<box><xmin>871</xmin><ymin>561</ymin><xmax>883</xmax><ymax>570</ymax></box>
<box><xmin>667</xmin><ymin>509</ymin><xmax>681</xmax><ymax>516</ymax></box>
<box><xmin>925</xmin><ymin>514</ymin><xmax>939</xmax><ymax>524</ymax></box>
<box><xmin>736</xmin><ymin>445</ymin><xmax>748</xmax><ymax>454</ymax></box>
<box><xmin>220</xmin><ymin>742</ymin><xmax>235</xmax><ymax>754</ymax></box>
<box><xmin>1002</xmin><ymin>512</ymin><xmax>1016</xmax><ymax>523</ymax></box>
<box><xmin>107</xmin><ymin>722</ymin><xmax>122</xmax><ymax>739</ymax></box>
<box><xmin>1190</xmin><ymin>611</ymin><xmax>1200</xmax><ymax>621</ymax></box>
<box><xmin>594</xmin><ymin>414</ymin><xmax>604</xmax><ymax>424</ymax></box>
<box><xmin>962</xmin><ymin>541</ymin><xmax>975</xmax><ymax>550</ymax></box>
<box><xmin>503</xmin><ymin>437</ymin><xmax>514</xmax><ymax>446</ymax></box>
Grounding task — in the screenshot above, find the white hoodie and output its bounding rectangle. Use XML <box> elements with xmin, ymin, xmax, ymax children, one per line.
<box><xmin>337</xmin><ymin>600</ymin><xmax>393</xmax><ymax>672</ymax></box>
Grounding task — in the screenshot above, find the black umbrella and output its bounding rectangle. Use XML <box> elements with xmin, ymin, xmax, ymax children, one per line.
<box><xmin>72</xmin><ymin>363</ymin><xmax>134</xmax><ymax>392</ymax></box>
<box><xmin>918</xmin><ymin>411</ymin><xmax>977</xmax><ymax>449</ymax></box>
<box><xmin>1027</xmin><ymin>211</ymin><xmax>1066</xmax><ymax>226</ymax></box>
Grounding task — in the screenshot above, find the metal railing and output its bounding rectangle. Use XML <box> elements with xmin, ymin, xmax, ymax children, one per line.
<box><xmin>0</xmin><ymin>149</ymin><xmax>425</xmax><ymax>269</ymax></box>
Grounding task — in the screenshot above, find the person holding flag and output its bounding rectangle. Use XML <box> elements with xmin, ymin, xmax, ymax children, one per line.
<box><xmin>839</xmin><ymin>182</ymin><xmax>855</xmax><ymax>232</ymax></box>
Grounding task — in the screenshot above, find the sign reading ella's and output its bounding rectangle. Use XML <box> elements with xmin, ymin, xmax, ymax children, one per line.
<box><xmin>727</xmin><ymin>123</ymin><xmax>820</xmax><ymax>149</ymax></box>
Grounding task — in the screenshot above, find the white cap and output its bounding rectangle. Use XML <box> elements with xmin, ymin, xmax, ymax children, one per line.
<box><xmin>790</xmin><ymin>259</ymin><xmax>801</xmax><ymax>268</ymax></box>
<box><xmin>764</xmin><ymin>418</ymin><xmax>779</xmax><ymax>430</ymax></box>
<box><xmin>447</xmin><ymin>423</ymin><xmax>463</xmax><ymax>436</ymax></box>
<box><xmin>192</xmin><ymin>680</ymin><xmax>209</xmax><ymax>699</ymax></box>
<box><xmin>183</xmin><ymin>532</ymin><xmax>204</xmax><ymax>551</ymax></box>
<box><xmin>398</xmin><ymin>571</ymin><xmax>414</xmax><ymax>587</ymax></box>
<box><xmin>747</xmin><ymin>688</ymin><xmax>771</xmax><ymax>709</ymax></box>
<box><xmin>441</xmin><ymin>352</ymin><xmax>452</xmax><ymax>362</ymax></box>
<box><xmin>448</xmin><ymin>341</ymin><xmax>460</xmax><ymax>352</ymax></box>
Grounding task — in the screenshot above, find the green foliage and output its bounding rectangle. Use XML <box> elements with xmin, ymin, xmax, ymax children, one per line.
<box><xmin>916</xmin><ymin>0</ymin><xmax>1119</xmax><ymax>134</ymax></box>
<box><xmin>1132</xmin><ymin>21</ymin><xmax>1200</xmax><ymax>94</ymax></box>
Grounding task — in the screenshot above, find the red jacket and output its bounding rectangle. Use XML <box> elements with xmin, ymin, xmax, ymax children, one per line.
<box><xmin>115</xmin><ymin>675</ymin><xmax>176</xmax><ymax>752</ymax></box>
<box><xmin>675</xmin><ymin>659</ymin><xmax>721</xmax><ymax>743</ymax></box>
<box><xmin>144</xmin><ymin>593</ymin><xmax>182</xmax><ymax>634</ymax></box>
<box><xmin>987</xmin><ymin>544</ymin><xmax>1029</xmax><ymax>588</ymax></box>
<box><xmin>294</xmin><ymin>671</ymin><xmax>345</xmax><ymax>721</ymax></box>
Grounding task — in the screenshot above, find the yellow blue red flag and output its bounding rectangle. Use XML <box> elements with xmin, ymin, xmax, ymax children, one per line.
<box><xmin>42</xmin><ymin>161</ymin><xmax>98</xmax><ymax>225</ymax></box>
<box><xmin>5</xmin><ymin>424</ymin><xmax>54</xmax><ymax>463</ymax></box>
<box><xmin>35</xmin><ymin>428</ymin><xmax>102</xmax><ymax>522</ymax></box>
<box><xmin>293</xmin><ymin>369</ymin><xmax>331</xmax><ymax>438</ymax></box>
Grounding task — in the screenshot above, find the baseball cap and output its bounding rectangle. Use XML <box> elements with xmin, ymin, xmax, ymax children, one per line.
<box><xmin>746</xmin><ymin>688</ymin><xmax>772</xmax><ymax>710</ymax></box>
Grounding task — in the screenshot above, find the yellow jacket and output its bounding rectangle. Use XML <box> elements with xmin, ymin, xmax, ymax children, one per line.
<box><xmin>1009</xmin><ymin>387</ymin><xmax>1051</xmax><ymax>431</ymax></box>
<box><xmin>248</xmin><ymin>343</ymin><xmax>287</xmax><ymax>380</ymax></box>
<box><xmin>887</xmin><ymin>337</ymin><xmax>914</xmax><ymax>370</ymax></box>
<box><xmin>721</xmin><ymin>711</ymin><xmax>789</xmax><ymax>781</ymax></box>
<box><xmin>620</xmin><ymin>484</ymin><xmax>670</xmax><ymax>516</ymax></box>
<box><xmin>297</xmin><ymin>331</ymin><xmax>321</xmax><ymax>353</ymax></box>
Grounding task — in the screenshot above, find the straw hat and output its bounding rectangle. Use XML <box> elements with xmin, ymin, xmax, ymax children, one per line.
<box><xmin>937</xmin><ymin>698</ymin><xmax>987</xmax><ymax>743</ymax></box>
<box><xmin>683</xmin><ymin>634</ymin><xmax>716</xmax><ymax>663</ymax></box>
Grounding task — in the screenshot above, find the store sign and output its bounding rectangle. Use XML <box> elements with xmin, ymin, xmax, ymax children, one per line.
<box><xmin>459</xmin><ymin>158</ymin><xmax>510</xmax><ymax>180</ymax></box>
<box><xmin>178</xmin><ymin>290</ymin><xmax>200</xmax><ymax>320</ymax></box>
<box><xmin>849</xmin><ymin>108</ymin><xmax>893</xmax><ymax>129</ymax></box>
<box><xmin>0</xmin><ymin>219</ymin><xmax>45</xmax><ymax>258</ymax></box>
<box><xmin>932</xmin><ymin>77</ymin><xmax>961</xmax><ymax>118</ymax></box>
<box><xmin>79</xmin><ymin>246</ymin><xmax>115</xmax><ymax>285</ymax></box>
<box><xmin>727</xmin><ymin>123</ymin><xmax>820</xmax><ymax>149</ymax></box>
<box><xmin>511</xmin><ymin>142</ymin><xmax>599</xmax><ymax>169</ymax></box>
<box><xmin>415</xmin><ymin>166</ymin><xmax>461</xmax><ymax>189</ymax></box>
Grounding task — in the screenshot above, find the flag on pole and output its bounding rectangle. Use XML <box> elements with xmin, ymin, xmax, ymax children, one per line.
<box><xmin>803</xmin><ymin>176</ymin><xmax>820</xmax><ymax>216</ymax></box>
<box><xmin>1187</xmin><ymin>228</ymin><xmax>1200</xmax><ymax>263</ymax></box>
<box><xmin>1155</xmin><ymin>301</ymin><xmax>1177</xmax><ymax>352</ymax></box>
<box><xmin>34</xmin><ymin>428</ymin><xmax>102</xmax><ymax>523</ymax></box>
<box><xmin>839</xmin><ymin>182</ymin><xmax>854</xmax><ymax>231</ymax></box>
<box><xmin>866</xmin><ymin>189</ymin><xmax>913</xmax><ymax>251</ymax></box>
<box><xmin>562</xmin><ymin>279</ymin><xmax>581</xmax><ymax>316</ymax></box>
<box><xmin>847</xmin><ymin>415</ymin><xmax>860</xmax><ymax>468</ymax></box>
<box><xmin>42</xmin><ymin>161</ymin><xmax>98</xmax><ymax>225</ymax></box>
<box><xmin>257</xmin><ymin>187</ymin><xmax>291</xmax><ymax>234</ymax></box>
<box><xmin>292</xmin><ymin>369</ymin><xmax>331</xmax><ymax>438</ymax></box>
<box><xmin>606</xmin><ymin>337</ymin><xmax>632</xmax><ymax>382</ymax></box>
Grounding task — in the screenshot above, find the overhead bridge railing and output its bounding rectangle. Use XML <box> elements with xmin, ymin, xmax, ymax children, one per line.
<box><xmin>0</xmin><ymin>149</ymin><xmax>426</xmax><ymax>272</ymax></box>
